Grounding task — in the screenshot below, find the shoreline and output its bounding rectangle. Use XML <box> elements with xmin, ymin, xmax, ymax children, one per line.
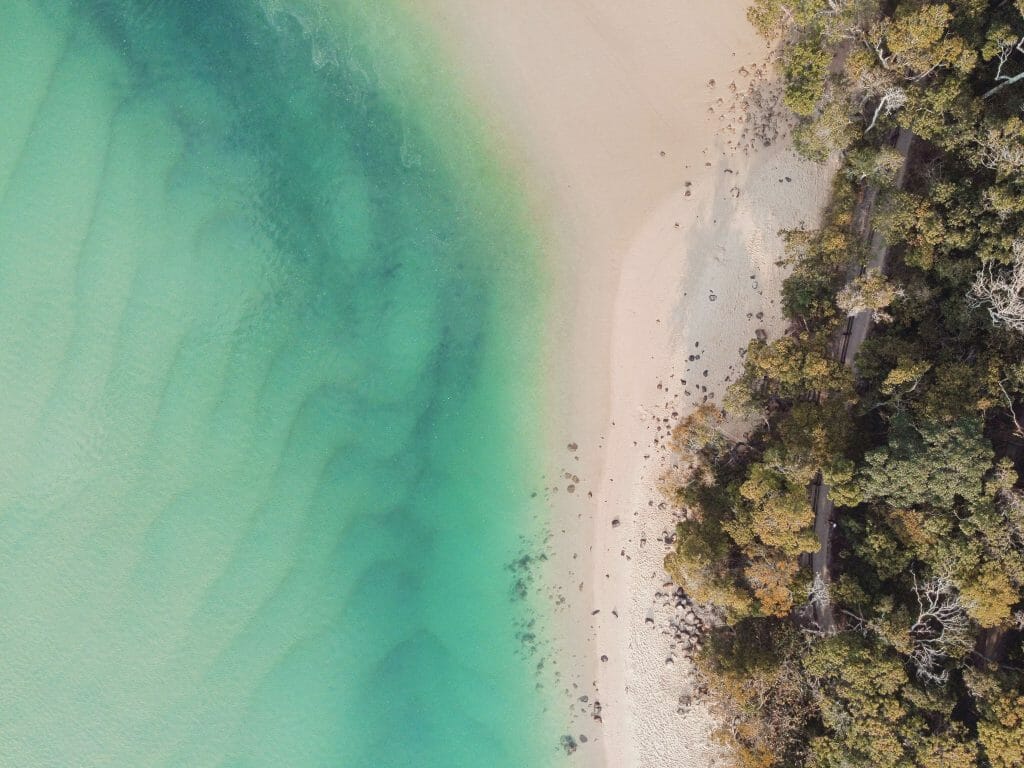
<box><xmin>409</xmin><ymin>2</ymin><xmax>838</xmax><ymax>764</ymax></box>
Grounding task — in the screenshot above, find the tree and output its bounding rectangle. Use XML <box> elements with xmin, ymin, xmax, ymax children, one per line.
<box><xmin>917</xmin><ymin>363</ymin><xmax>992</xmax><ymax>423</ymax></box>
<box><xmin>879</xmin><ymin>357</ymin><xmax>930</xmax><ymax>396</ymax></box>
<box><xmin>906</xmin><ymin>573</ymin><xmax>972</xmax><ymax>684</ymax></box>
<box><xmin>736</xmin><ymin>463</ymin><xmax>818</xmax><ymax>554</ymax></box>
<box><xmin>745</xmin><ymin>556</ymin><xmax>802</xmax><ymax>616</ymax></box>
<box><xmin>970</xmin><ymin>239</ymin><xmax>1024</xmax><ymax>334</ymax></box>
<box><xmin>793</xmin><ymin>98</ymin><xmax>858</xmax><ymax>159</ymax></box>
<box><xmin>665</xmin><ymin>477</ymin><xmax>759</xmax><ymax>619</ymax></box>
<box><xmin>997</xmin><ymin>485</ymin><xmax>1024</xmax><ymax>548</ymax></box>
<box><xmin>748</xmin><ymin>0</ymin><xmax>878</xmax><ymax>43</ymax></box>
<box><xmin>740</xmin><ymin>335</ymin><xmax>851</xmax><ymax>401</ymax></box>
<box><xmin>978</xmin><ymin>693</ymin><xmax>1024</xmax><ymax>768</ymax></box>
<box><xmin>663</xmin><ymin>2</ymin><xmax>1024</xmax><ymax>766</ymax></box>
<box><xmin>698</xmin><ymin>619</ymin><xmax>813</xmax><ymax>768</ymax></box>
<box><xmin>981</xmin><ymin>2</ymin><xmax>1024</xmax><ymax>100</ymax></box>
<box><xmin>855</xmin><ymin>417</ymin><xmax>993</xmax><ymax>510</ymax></box>
<box><xmin>836</xmin><ymin>268</ymin><xmax>904</xmax><ymax>322</ymax></box>
<box><xmin>669</xmin><ymin>402</ymin><xmax>732</xmax><ymax>460</ymax></box>
<box><xmin>967</xmin><ymin>670</ymin><xmax>1024</xmax><ymax>768</ymax></box>
<box><xmin>957</xmin><ymin>559</ymin><xmax>1019</xmax><ymax>627</ymax></box>
<box><xmin>913</xmin><ymin>732</ymin><xmax>978</xmax><ymax>768</ymax></box>
<box><xmin>874</xmin><ymin>190</ymin><xmax>948</xmax><ymax>270</ymax></box>
<box><xmin>803</xmin><ymin>635</ymin><xmax>916</xmax><ymax>768</ymax></box>
<box><xmin>771</xmin><ymin>400</ymin><xmax>854</xmax><ymax>484</ymax></box>
<box><xmin>778</xmin><ymin>186</ymin><xmax>863</xmax><ymax>324</ymax></box>
<box><xmin>747</xmin><ymin>0</ymin><xmax>788</xmax><ymax>39</ymax></box>
<box><xmin>860</xmin><ymin>3</ymin><xmax>975</xmax><ymax>83</ymax></box>
<box><xmin>844</xmin><ymin>144</ymin><xmax>905</xmax><ymax>186</ymax></box>
<box><xmin>847</xmin><ymin>510</ymin><xmax>915</xmax><ymax>579</ymax></box>
<box><xmin>972</xmin><ymin>117</ymin><xmax>1024</xmax><ymax>176</ymax></box>
<box><xmin>784</xmin><ymin>38</ymin><xmax>833</xmax><ymax>116</ymax></box>
<box><xmin>851</xmin><ymin>64</ymin><xmax>909</xmax><ymax>131</ymax></box>
<box><xmin>665</xmin><ymin>538</ymin><xmax>756</xmax><ymax>619</ymax></box>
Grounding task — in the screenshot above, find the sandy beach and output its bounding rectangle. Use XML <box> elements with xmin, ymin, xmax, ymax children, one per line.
<box><xmin>412</xmin><ymin>1</ymin><xmax>837</xmax><ymax>765</ymax></box>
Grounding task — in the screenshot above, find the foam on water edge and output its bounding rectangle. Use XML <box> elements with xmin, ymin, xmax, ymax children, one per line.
<box><xmin>0</xmin><ymin>1</ymin><xmax>560</xmax><ymax>765</ymax></box>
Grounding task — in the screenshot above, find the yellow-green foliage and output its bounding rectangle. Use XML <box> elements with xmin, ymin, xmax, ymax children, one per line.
<box><xmin>867</xmin><ymin>4</ymin><xmax>976</xmax><ymax>80</ymax></box>
<box><xmin>802</xmin><ymin>635</ymin><xmax>958</xmax><ymax>768</ymax></box>
<box><xmin>664</xmin><ymin>533</ymin><xmax>755</xmax><ymax>619</ymax></box>
<box><xmin>957</xmin><ymin>560</ymin><xmax>1018</xmax><ymax>627</ymax></box>
<box><xmin>836</xmin><ymin>268</ymin><xmax>903</xmax><ymax>321</ymax></box>
<box><xmin>736</xmin><ymin>464</ymin><xmax>817</xmax><ymax>555</ymax></box>
<box><xmin>794</xmin><ymin>100</ymin><xmax>858</xmax><ymax>160</ymax></box>
<box><xmin>783</xmin><ymin>38</ymin><xmax>831</xmax><ymax>117</ymax></box>
<box><xmin>743</xmin><ymin>556</ymin><xmax>802</xmax><ymax>617</ymax></box>
<box><xmin>977</xmin><ymin>693</ymin><xmax>1024</xmax><ymax>768</ymax></box>
<box><xmin>697</xmin><ymin>620</ymin><xmax>812</xmax><ymax>768</ymax></box>
<box><xmin>845</xmin><ymin>145</ymin><xmax>906</xmax><ymax>186</ymax></box>
<box><xmin>969</xmin><ymin>671</ymin><xmax>1024</xmax><ymax>768</ymax></box>
<box><xmin>880</xmin><ymin>357</ymin><xmax>931</xmax><ymax>395</ymax></box>
<box><xmin>742</xmin><ymin>335</ymin><xmax>851</xmax><ymax>400</ymax></box>
<box><xmin>874</xmin><ymin>190</ymin><xmax>948</xmax><ymax>270</ymax></box>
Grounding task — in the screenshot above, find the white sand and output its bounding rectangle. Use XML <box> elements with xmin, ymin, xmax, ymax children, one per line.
<box><xmin>411</xmin><ymin>1</ymin><xmax>837</xmax><ymax>765</ymax></box>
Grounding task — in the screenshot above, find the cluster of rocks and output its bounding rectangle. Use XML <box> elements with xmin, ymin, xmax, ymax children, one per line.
<box><xmin>560</xmin><ymin>735</ymin><xmax>577</xmax><ymax>755</ymax></box>
<box><xmin>506</xmin><ymin>549</ymin><xmax>547</xmax><ymax>603</ymax></box>
<box><xmin>559</xmin><ymin>730</ymin><xmax>592</xmax><ymax>756</ymax></box>
<box><xmin>656</xmin><ymin>586</ymin><xmax>705</xmax><ymax>663</ymax></box>
<box><xmin>705</xmin><ymin>63</ymin><xmax>794</xmax><ymax>156</ymax></box>
<box><xmin>572</xmin><ymin>693</ymin><xmax>601</xmax><ymax>716</ymax></box>
<box><xmin>738</xmin><ymin>77</ymin><xmax>790</xmax><ymax>148</ymax></box>
<box><xmin>676</xmin><ymin>690</ymin><xmax>695</xmax><ymax>716</ymax></box>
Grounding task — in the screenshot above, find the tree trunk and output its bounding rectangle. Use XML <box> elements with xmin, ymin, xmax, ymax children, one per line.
<box><xmin>984</xmin><ymin>70</ymin><xmax>1024</xmax><ymax>100</ymax></box>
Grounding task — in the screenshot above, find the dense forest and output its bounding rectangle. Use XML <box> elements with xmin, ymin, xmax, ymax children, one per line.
<box><xmin>664</xmin><ymin>1</ymin><xmax>1024</xmax><ymax>766</ymax></box>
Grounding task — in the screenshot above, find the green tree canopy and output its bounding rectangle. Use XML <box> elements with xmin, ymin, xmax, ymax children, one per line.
<box><xmin>855</xmin><ymin>416</ymin><xmax>993</xmax><ymax>509</ymax></box>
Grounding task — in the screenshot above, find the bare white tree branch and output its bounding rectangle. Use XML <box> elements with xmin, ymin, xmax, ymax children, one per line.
<box><xmin>908</xmin><ymin>573</ymin><xmax>973</xmax><ymax>685</ymax></box>
<box><xmin>975</xmin><ymin>128</ymin><xmax>1024</xmax><ymax>174</ymax></box>
<box><xmin>997</xmin><ymin>379</ymin><xmax>1024</xmax><ymax>437</ymax></box>
<box><xmin>998</xmin><ymin>488</ymin><xmax>1024</xmax><ymax>549</ymax></box>
<box><xmin>803</xmin><ymin>573</ymin><xmax>837</xmax><ymax>637</ymax></box>
<box><xmin>984</xmin><ymin>35</ymin><xmax>1024</xmax><ymax>99</ymax></box>
<box><xmin>970</xmin><ymin>240</ymin><xmax>1024</xmax><ymax>334</ymax></box>
<box><xmin>862</xmin><ymin>31</ymin><xmax>940</xmax><ymax>83</ymax></box>
<box><xmin>866</xmin><ymin>87</ymin><xmax>908</xmax><ymax>131</ymax></box>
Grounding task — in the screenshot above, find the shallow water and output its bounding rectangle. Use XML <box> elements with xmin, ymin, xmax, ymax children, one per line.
<box><xmin>0</xmin><ymin>1</ymin><xmax>557</xmax><ymax>765</ymax></box>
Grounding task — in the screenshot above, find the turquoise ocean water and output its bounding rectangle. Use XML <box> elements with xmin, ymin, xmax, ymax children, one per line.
<box><xmin>0</xmin><ymin>1</ymin><xmax>559</xmax><ymax>765</ymax></box>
